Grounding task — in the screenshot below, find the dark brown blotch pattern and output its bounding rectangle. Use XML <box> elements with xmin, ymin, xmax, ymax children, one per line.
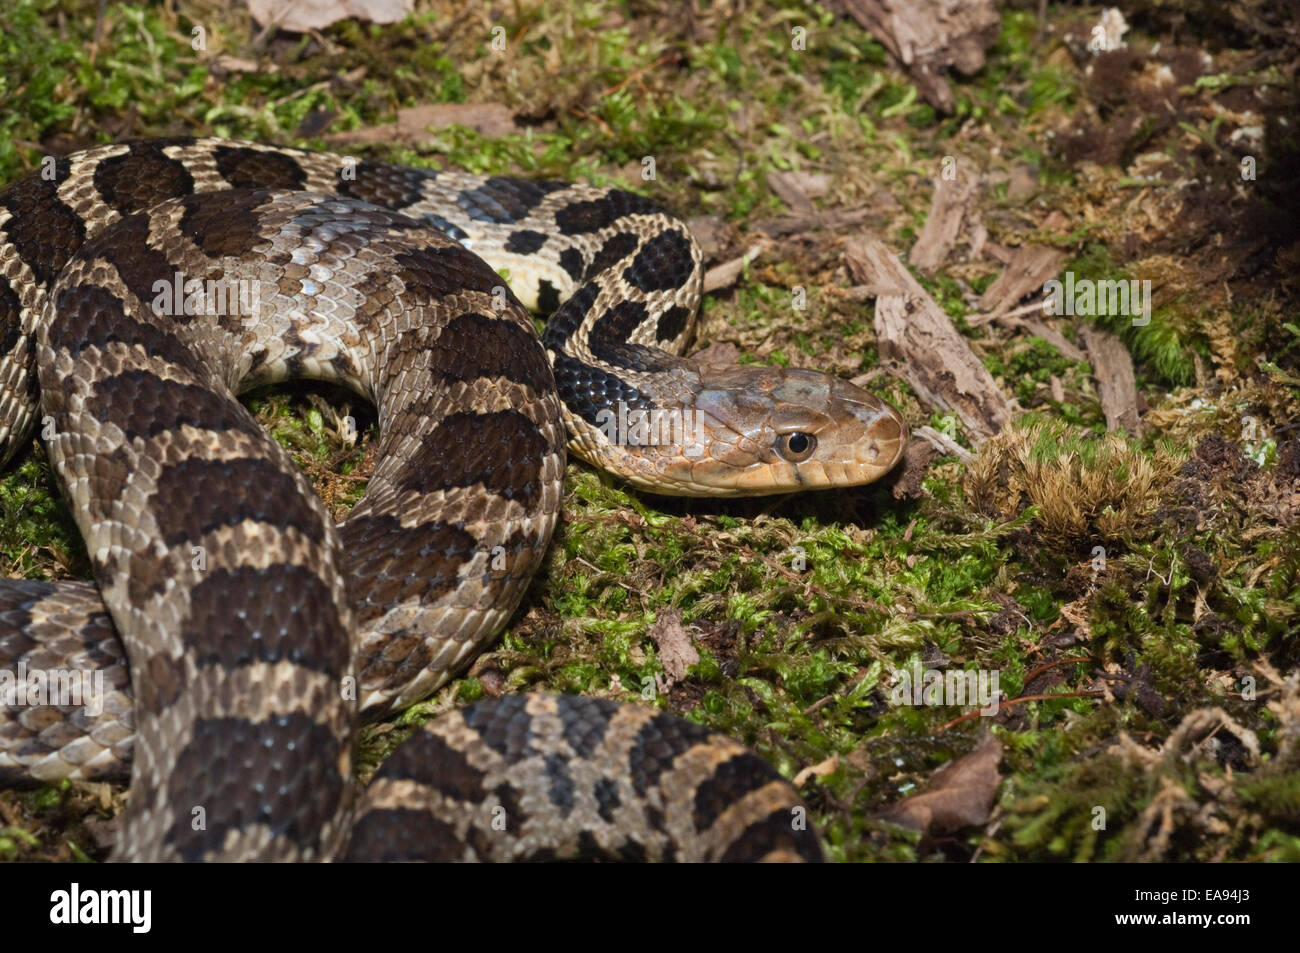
<box><xmin>0</xmin><ymin>275</ymin><xmax>23</xmax><ymax>356</ymax></box>
<box><xmin>424</xmin><ymin>311</ymin><xmax>552</xmax><ymax>392</ymax></box>
<box><xmin>400</xmin><ymin>409</ymin><xmax>548</xmax><ymax>505</ymax></box>
<box><xmin>214</xmin><ymin>146</ymin><xmax>308</xmax><ymax>191</ymax></box>
<box><xmin>628</xmin><ymin>712</ymin><xmax>715</xmax><ymax>796</ymax></box>
<box><xmin>343</xmin><ymin>807</ymin><xmax>461</xmax><ymax>862</ymax></box>
<box><xmin>336</xmin><ymin>161</ymin><xmax>433</xmax><ymax>210</ymax></box>
<box><xmin>461</xmin><ymin>694</ymin><xmax>535</xmax><ymax>760</ymax></box>
<box><xmin>368</xmin><ymin>725</ymin><xmax>487</xmax><ymax>799</ymax></box>
<box><xmin>91</xmin><ymin>212</ymin><xmax>187</xmax><ymax>315</ymax></box>
<box><xmin>92</xmin><ymin>143</ymin><xmax>196</xmax><ymax>216</ymax></box>
<box><xmin>0</xmin><ymin>160</ymin><xmax>86</xmax><ymax>286</ymax></box>
<box><xmin>623</xmin><ymin>228</ymin><xmax>695</xmax><ymax>294</ymax></box>
<box><xmin>718</xmin><ymin>809</ymin><xmax>825</xmax><ymax>863</ymax></box>
<box><xmin>554</xmin><ymin>190</ymin><xmax>662</xmax><ymax>235</ymax></box>
<box><xmin>48</xmin><ymin>284</ymin><xmax>200</xmax><ymax>371</ymax></box>
<box><xmin>177</xmin><ymin>190</ymin><xmax>272</xmax><ymax>259</ymax></box>
<box><xmin>89</xmin><ymin>370</ymin><xmax>264</xmax><ymax>443</ymax></box>
<box><xmin>394</xmin><ymin>245</ymin><xmax>508</xmax><ymax>301</ymax></box>
<box><xmin>149</xmin><ymin>456</ymin><xmax>326</xmax><ymax>547</ymax></box>
<box><xmin>342</xmin><ymin>514</ymin><xmax>477</xmax><ymax>626</ymax></box>
<box><xmin>584</xmin><ymin>231</ymin><xmax>640</xmax><ymax>280</ymax></box>
<box><xmin>184</xmin><ymin>565</ymin><xmax>348</xmax><ymax>676</ymax></box>
<box><xmin>691</xmin><ymin>752</ymin><xmax>776</xmax><ymax>832</ymax></box>
<box><xmin>163</xmin><ymin>714</ymin><xmax>346</xmax><ymax>861</ymax></box>
<box><xmin>136</xmin><ymin>652</ymin><xmax>186</xmax><ymax>717</ymax></box>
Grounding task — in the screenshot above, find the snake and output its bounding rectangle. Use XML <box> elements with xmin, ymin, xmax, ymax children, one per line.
<box><xmin>0</xmin><ymin>138</ymin><xmax>908</xmax><ymax>861</ymax></box>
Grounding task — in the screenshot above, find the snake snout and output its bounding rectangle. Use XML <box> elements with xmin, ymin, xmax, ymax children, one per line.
<box><xmin>827</xmin><ymin>377</ymin><xmax>909</xmax><ymax>482</ymax></box>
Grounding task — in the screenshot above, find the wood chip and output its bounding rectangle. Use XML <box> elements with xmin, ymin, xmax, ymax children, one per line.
<box><xmin>822</xmin><ymin>0</ymin><xmax>1001</xmax><ymax>113</ymax></box>
<box><xmin>891</xmin><ymin>437</ymin><xmax>942</xmax><ymax>500</ymax></box>
<box><xmin>793</xmin><ymin>753</ymin><xmax>841</xmax><ymax>788</ymax></box>
<box><xmin>249</xmin><ymin>0</ymin><xmax>413</xmax><ymax>33</ymax></box>
<box><xmin>751</xmin><ymin>206</ymin><xmax>873</xmax><ymax>238</ymax></box>
<box><xmin>977</xmin><ymin>244</ymin><xmax>1066</xmax><ymax>319</ymax></box>
<box><xmin>686</xmin><ymin>215</ymin><xmax>729</xmax><ymax>261</ymax></box>
<box><xmin>913</xmin><ymin>424</ymin><xmax>973</xmax><ymax>463</ymax></box>
<box><xmin>1080</xmin><ymin>325</ymin><xmax>1141</xmax><ymax>433</ymax></box>
<box><xmin>1006</xmin><ymin>315</ymin><xmax>1086</xmax><ymax>362</ymax></box>
<box><xmin>210</xmin><ymin>54</ymin><xmax>277</xmax><ymax>74</ymax></box>
<box><xmin>702</xmin><ymin>241</ymin><xmax>770</xmax><ymax>293</ymax></box>
<box><xmin>844</xmin><ymin>235</ymin><xmax>1013</xmax><ymax>442</ymax></box>
<box><xmin>909</xmin><ymin>172</ymin><xmax>975</xmax><ymax>272</ymax></box>
<box><xmin>324</xmin><ymin>103</ymin><xmax>521</xmax><ymax>145</ymax></box>
<box><xmin>767</xmin><ymin>170</ymin><xmax>831</xmax><ymax>215</ymax></box>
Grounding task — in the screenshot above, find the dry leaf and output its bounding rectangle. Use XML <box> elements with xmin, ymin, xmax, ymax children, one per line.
<box><xmin>647</xmin><ymin>609</ymin><xmax>699</xmax><ymax>689</ymax></box>
<box><xmin>691</xmin><ymin>341</ymin><xmax>741</xmax><ymax>366</ymax></box>
<box><xmin>793</xmin><ymin>753</ymin><xmax>840</xmax><ymax>787</ymax></box>
<box><xmin>880</xmin><ymin>730</ymin><xmax>1002</xmax><ymax>833</ymax></box>
<box><xmin>211</xmin><ymin>54</ymin><xmax>277</xmax><ymax>74</ymax></box>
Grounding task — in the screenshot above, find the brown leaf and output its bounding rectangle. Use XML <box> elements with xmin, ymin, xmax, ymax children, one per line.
<box><xmin>647</xmin><ymin>609</ymin><xmax>699</xmax><ymax>689</ymax></box>
<box><xmin>691</xmin><ymin>341</ymin><xmax>741</xmax><ymax>366</ymax></box>
<box><xmin>880</xmin><ymin>730</ymin><xmax>1002</xmax><ymax>833</ymax></box>
<box><xmin>793</xmin><ymin>753</ymin><xmax>840</xmax><ymax>788</ymax></box>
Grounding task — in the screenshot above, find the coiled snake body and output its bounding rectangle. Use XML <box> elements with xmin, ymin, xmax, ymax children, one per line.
<box><xmin>0</xmin><ymin>139</ymin><xmax>906</xmax><ymax>861</ymax></box>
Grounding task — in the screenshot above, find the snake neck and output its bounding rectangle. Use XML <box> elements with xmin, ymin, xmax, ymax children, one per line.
<box><xmin>532</xmin><ymin>226</ymin><xmax>908</xmax><ymax>496</ymax></box>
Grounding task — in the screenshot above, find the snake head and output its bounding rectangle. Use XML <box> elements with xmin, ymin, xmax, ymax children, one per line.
<box><xmin>599</xmin><ymin>365</ymin><xmax>908</xmax><ymax>496</ymax></box>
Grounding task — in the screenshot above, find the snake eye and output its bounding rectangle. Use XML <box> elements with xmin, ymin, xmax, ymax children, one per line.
<box><xmin>776</xmin><ymin>431</ymin><xmax>817</xmax><ymax>463</ymax></box>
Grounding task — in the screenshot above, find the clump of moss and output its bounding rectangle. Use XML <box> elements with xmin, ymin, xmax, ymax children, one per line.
<box><xmin>1002</xmin><ymin>671</ymin><xmax>1300</xmax><ymax>862</ymax></box>
<box><xmin>963</xmin><ymin>415</ymin><xmax>1179</xmax><ymax>548</ymax></box>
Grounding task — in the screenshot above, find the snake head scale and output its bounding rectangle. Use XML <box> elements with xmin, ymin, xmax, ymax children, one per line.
<box><xmin>580</xmin><ymin>363</ymin><xmax>909</xmax><ymax>497</ymax></box>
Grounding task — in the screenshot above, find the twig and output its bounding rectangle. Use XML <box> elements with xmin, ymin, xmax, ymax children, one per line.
<box><xmin>1022</xmin><ymin>655</ymin><xmax>1094</xmax><ymax>686</ymax></box>
<box><xmin>573</xmin><ymin>556</ymin><xmax>651</xmax><ymax>599</ymax></box>
<box><xmin>595</xmin><ymin>52</ymin><xmax>680</xmax><ymax>99</ymax></box>
<box><xmin>937</xmin><ymin>690</ymin><xmax>1105</xmax><ymax>732</ymax></box>
<box><xmin>967</xmin><ymin>297</ymin><xmax>1048</xmax><ymax>327</ymax></box>
<box><xmin>914</xmin><ymin>425</ymin><xmax>973</xmax><ymax>462</ymax></box>
<box><xmin>568</xmin><ymin>106</ymin><xmax>614</xmax><ymax>138</ymax></box>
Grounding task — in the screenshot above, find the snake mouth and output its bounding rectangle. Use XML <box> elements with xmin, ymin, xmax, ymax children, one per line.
<box><xmin>868</xmin><ymin>409</ymin><xmax>909</xmax><ymax>474</ymax></box>
<box><xmin>827</xmin><ymin>376</ymin><xmax>908</xmax><ymax>486</ymax></box>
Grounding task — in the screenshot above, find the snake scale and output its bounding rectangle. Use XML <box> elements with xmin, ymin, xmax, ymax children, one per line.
<box><xmin>0</xmin><ymin>139</ymin><xmax>907</xmax><ymax>862</ymax></box>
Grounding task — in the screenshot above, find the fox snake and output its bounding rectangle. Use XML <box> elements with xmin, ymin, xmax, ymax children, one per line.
<box><xmin>0</xmin><ymin>139</ymin><xmax>907</xmax><ymax>861</ymax></box>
